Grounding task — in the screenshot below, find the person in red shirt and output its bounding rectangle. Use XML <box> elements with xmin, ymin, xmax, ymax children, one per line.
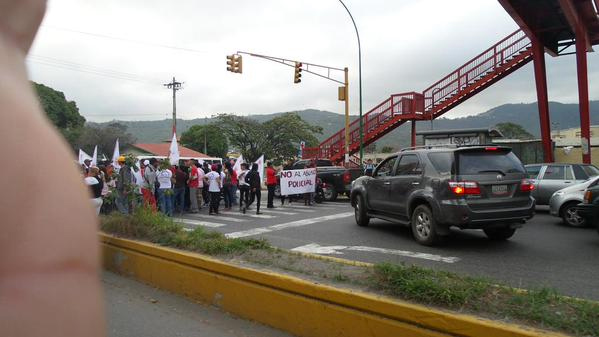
<box><xmin>266</xmin><ymin>161</ymin><xmax>277</xmax><ymax>208</ymax></box>
<box><xmin>187</xmin><ymin>160</ymin><xmax>203</xmax><ymax>213</ymax></box>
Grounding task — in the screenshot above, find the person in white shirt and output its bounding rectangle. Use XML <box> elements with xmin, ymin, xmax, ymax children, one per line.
<box><xmin>156</xmin><ymin>168</ymin><xmax>173</xmax><ymax>216</ymax></box>
<box><xmin>205</xmin><ymin>164</ymin><xmax>223</xmax><ymax>215</ymax></box>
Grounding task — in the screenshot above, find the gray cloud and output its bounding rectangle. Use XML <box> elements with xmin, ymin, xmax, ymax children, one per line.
<box><xmin>28</xmin><ymin>0</ymin><xmax>599</xmax><ymax>123</ymax></box>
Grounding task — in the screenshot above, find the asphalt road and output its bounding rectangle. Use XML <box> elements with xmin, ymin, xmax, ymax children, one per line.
<box><xmin>175</xmin><ymin>199</ymin><xmax>599</xmax><ymax>300</ymax></box>
<box><xmin>104</xmin><ymin>271</ymin><xmax>291</xmax><ymax>337</ymax></box>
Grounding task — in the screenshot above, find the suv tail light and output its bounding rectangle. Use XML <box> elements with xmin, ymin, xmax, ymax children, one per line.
<box><xmin>343</xmin><ymin>171</ymin><xmax>352</xmax><ymax>184</ymax></box>
<box><xmin>520</xmin><ymin>179</ymin><xmax>535</xmax><ymax>192</ymax></box>
<box><xmin>584</xmin><ymin>190</ymin><xmax>593</xmax><ymax>204</ymax></box>
<box><xmin>449</xmin><ymin>181</ymin><xmax>480</xmax><ymax>195</ymax></box>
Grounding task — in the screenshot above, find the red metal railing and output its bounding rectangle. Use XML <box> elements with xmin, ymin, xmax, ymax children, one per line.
<box><xmin>423</xmin><ymin>30</ymin><xmax>531</xmax><ymax>115</ymax></box>
<box><xmin>305</xmin><ymin>29</ymin><xmax>533</xmax><ymax>163</ymax></box>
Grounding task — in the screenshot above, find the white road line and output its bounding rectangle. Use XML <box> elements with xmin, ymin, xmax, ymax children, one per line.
<box><xmin>225</xmin><ymin>212</ymin><xmax>353</xmax><ymax>239</ymax></box>
<box><xmin>259</xmin><ymin>209</ymin><xmax>298</xmax><ymax>215</ymax></box>
<box><xmin>279</xmin><ymin>207</ymin><xmax>316</xmax><ymax>213</ymax></box>
<box><xmin>174</xmin><ymin>218</ymin><xmax>227</xmax><ymax>228</ymax></box>
<box><xmin>219</xmin><ymin>211</ymin><xmax>276</xmax><ymax>219</ymax></box>
<box><xmin>291</xmin><ymin>243</ymin><xmax>461</xmax><ymax>264</ymax></box>
<box><xmin>186</xmin><ymin>213</ymin><xmax>245</xmax><ymax>222</ymax></box>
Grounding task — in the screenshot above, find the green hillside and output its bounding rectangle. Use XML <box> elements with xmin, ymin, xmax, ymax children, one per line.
<box><xmin>94</xmin><ymin>101</ymin><xmax>599</xmax><ymax>151</ymax></box>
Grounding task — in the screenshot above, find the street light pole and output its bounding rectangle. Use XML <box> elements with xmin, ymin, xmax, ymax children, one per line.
<box><xmin>338</xmin><ymin>0</ymin><xmax>363</xmax><ymax>168</ymax></box>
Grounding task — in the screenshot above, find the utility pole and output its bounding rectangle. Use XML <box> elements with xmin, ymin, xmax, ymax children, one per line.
<box><xmin>204</xmin><ymin>116</ymin><xmax>208</xmax><ymax>154</ymax></box>
<box><xmin>164</xmin><ymin>77</ymin><xmax>183</xmax><ymax>136</ymax></box>
<box><xmin>342</xmin><ymin>67</ymin><xmax>350</xmax><ymax>165</ymax></box>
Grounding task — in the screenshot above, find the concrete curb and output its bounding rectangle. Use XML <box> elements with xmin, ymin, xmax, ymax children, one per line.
<box><xmin>100</xmin><ymin>233</ymin><xmax>567</xmax><ymax>337</ymax></box>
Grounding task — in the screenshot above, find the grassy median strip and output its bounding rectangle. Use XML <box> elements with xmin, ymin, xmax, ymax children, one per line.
<box><xmin>101</xmin><ymin>207</ymin><xmax>270</xmax><ymax>255</ymax></box>
<box><xmin>101</xmin><ymin>209</ymin><xmax>599</xmax><ymax>336</ymax></box>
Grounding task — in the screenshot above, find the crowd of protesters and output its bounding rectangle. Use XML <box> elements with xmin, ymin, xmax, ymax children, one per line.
<box><xmin>80</xmin><ymin>155</ymin><xmax>308</xmax><ymax>217</ymax></box>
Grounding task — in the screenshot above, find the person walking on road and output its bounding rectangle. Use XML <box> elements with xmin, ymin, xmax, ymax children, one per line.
<box><xmin>116</xmin><ymin>156</ymin><xmax>133</xmax><ymax>214</ymax></box>
<box><xmin>222</xmin><ymin>162</ymin><xmax>236</xmax><ymax>210</ymax></box>
<box><xmin>85</xmin><ymin>167</ymin><xmax>104</xmax><ymax>215</ymax></box>
<box><xmin>266</xmin><ymin>161</ymin><xmax>277</xmax><ymax>208</ymax></box>
<box><xmin>142</xmin><ymin>158</ymin><xmax>158</xmax><ymax>211</ymax></box>
<box><xmin>187</xmin><ymin>160</ymin><xmax>202</xmax><ymax>213</ymax></box>
<box><xmin>238</xmin><ymin>163</ymin><xmax>250</xmax><ymax>213</ymax></box>
<box><xmin>246</xmin><ymin>163</ymin><xmax>262</xmax><ymax>215</ymax></box>
<box><xmin>205</xmin><ymin>164</ymin><xmax>222</xmax><ymax>215</ymax></box>
<box><xmin>156</xmin><ymin>163</ymin><xmax>174</xmax><ymax>217</ymax></box>
<box><xmin>173</xmin><ymin>165</ymin><xmax>187</xmax><ymax>215</ymax></box>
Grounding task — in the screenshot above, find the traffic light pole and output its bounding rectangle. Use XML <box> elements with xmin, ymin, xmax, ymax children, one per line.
<box><xmin>344</xmin><ymin>67</ymin><xmax>350</xmax><ymax>165</ymax></box>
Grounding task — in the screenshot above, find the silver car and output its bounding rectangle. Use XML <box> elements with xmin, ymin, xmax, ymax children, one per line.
<box><xmin>524</xmin><ymin>163</ymin><xmax>599</xmax><ymax>205</ymax></box>
<box><xmin>549</xmin><ymin>176</ymin><xmax>599</xmax><ymax>227</ymax></box>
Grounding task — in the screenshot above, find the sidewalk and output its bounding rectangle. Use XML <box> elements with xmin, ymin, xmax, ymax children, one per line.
<box><xmin>104</xmin><ymin>271</ymin><xmax>292</xmax><ymax>337</ymax></box>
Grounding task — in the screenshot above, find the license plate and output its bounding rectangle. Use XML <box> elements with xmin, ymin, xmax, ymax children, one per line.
<box><xmin>492</xmin><ymin>184</ymin><xmax>508</xmax><ymax>195</ymax></box>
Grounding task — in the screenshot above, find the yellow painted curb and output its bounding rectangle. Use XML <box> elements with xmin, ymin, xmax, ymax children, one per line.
<box><xmin>100</xmin><ymin>233</ymin><xmax>567</xmax><ymax>337</ymax></box>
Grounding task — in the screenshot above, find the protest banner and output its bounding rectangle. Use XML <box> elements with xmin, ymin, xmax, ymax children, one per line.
<box><xmin>280</xmin><ymin>168</ymin><xmax>317</xmax><ymax>195</ymax></box>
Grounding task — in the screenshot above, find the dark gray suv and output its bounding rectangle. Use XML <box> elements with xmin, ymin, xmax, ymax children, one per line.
<box><xmin>350</xmin><ymin>146</ymin><xmax>536</xmax><ymax>246</ymax></box>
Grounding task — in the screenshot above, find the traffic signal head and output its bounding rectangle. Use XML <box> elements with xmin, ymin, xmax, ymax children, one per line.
<box><xmin>294</xmin><ymin>62</ymin><xmax>302</xmax><ymax>83</ymax></box>
<box><xmin>226</xmin><ymin>54</ymin><xmax>243</xmax><ymax>74</ymax></box>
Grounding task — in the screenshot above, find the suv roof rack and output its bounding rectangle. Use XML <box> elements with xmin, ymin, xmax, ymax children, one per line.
<box><xmin>400</xmin><ymin>143</ymin><xmax>505</xmax><ymax>152</ymax></box>
<box><xmin>399</xmin><ymin>144</ymin><xmax>459</xmax><ymax>152</ymax></box>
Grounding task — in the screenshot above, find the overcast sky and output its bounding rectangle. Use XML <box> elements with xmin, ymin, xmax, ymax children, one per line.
<box><xmin>28</xmin><ymin>0</ymin><xmax>599</xmax><ymax>123</ymax></box>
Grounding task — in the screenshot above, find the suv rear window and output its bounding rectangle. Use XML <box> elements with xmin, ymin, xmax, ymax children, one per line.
<box><xmin>427</xmin><ymin>152</ymin><xmax>453</xmax><ymax>175</ymax></box>
<box><xmin>457</xmin><ymin>151</ymin><xmax>525</xmax><ymax>175</ymax></box>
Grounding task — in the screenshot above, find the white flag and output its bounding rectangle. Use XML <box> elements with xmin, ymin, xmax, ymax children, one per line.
<box><xmin>78</xmin><ymin>149</ymin><xmax>92</xmax><ymax>165</ymax></box>
<box><xmin>233</xmin><ymin>154</ymin><xmax>244</xmax><ymax>176</ymax></box>
<box><xmin>254</xmin><ymin>155</ymin><xmax>265</xmax><ymax>184</ymax></box>
<box><xmin>91</xmin><ymin>145</ymin><xmax>98</xmax><ymax>167</ymax></box>
<box><xmin>112</xmin><ymin>138</ymin><xmax>121</xmax><ymax>169</ymax></box>
<box><xmin>169</xmin><ymin>132</ymin><xmax>180</xmax><ymax>165</ymax></box>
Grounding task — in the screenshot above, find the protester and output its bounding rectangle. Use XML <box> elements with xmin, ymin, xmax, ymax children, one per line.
<box><xmin>304</xmin><ymin>159</ymin><xmax>316</xmax><ymax>206</ymax></box>
<box><xmin>187</xmin><ymin>160</ymin><xmax>202</xmax><ymax>213</ymax></box>
<box><xmin>238</xmin><ymin>162</ymin><xmax>250</xmax><ymax>213</ymax></box>
<box><xmin>115</xmin><ymin>156</ymin><xmax>133</xmax><ymax>214</ymax></box>
<box><xmin>201</xmin><ymin>162</ymin><xmax>210</xmax><ymax>206</ymax></box>
<box><xmin>205</xmin><ymin>164</ymin><xmax>222</xmax><ymax>215</ymax></box>
<box><xmin>142</xmin><ymin>158</ymin><xmax>157</xmax><ymax>211</ymax></box>
<box><xmin>173</xmin><ymin>165</ymin><xmax>187</xmax><ymax>215</ymax></box>
<box><xmin>246</xmin><ymin>163</ymin><xmax>263</xmax><ymax>215</ymax></box>
<box><xmin>85</xmin><ymin>167</ymin><xmax>103</xmax><ymax>215</ymax></box>
<box><xmin>265</xmin><ymin>161</ymin><xmax>277</xmax><ymax>208</ymax></box>
<box><xmin>223</xmin><ymin>162</ymin><xmax>236</xmax><ymax>210</ymax></box>
<box><xmin>156</xmin><ymin>161</ymin><xmax>174</xmax><ymax>216</ymax></box>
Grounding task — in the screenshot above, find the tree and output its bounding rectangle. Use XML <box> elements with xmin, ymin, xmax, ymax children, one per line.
<box><xmin>33</xmin><ymin>82</ymin><xmax>86</xmax><ymax>146</ymax></box>
<box><xmin>495</xmin><ymin>122</ymin><xmax>534</xmax><ymax>140</ymax></box>
<box><xmin>180</xmin><ymin>124</ymin><xmax>229</xmax><ymax>158</ymax></box>
<box><xmin>381</xmin><ymin>146</ymin><xmax>394</xmax><ymax>153</ymax></box>
<box><xmin>218</xmin><ymin>112</ymin><xmax>322</xmax><ymax>163</ymax></box>
<box><xmin>75</xmin><ymin>122</ymin><xmax>136</xmax><ymax>159</ymax></box>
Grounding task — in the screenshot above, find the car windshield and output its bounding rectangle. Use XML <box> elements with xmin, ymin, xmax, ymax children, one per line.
<box><xmin>457</xmin><ymin>150</ymin><xmax>525</xmax><ymax>175</ymax></box>
<box><xmin>582</xmin><ymin>165</ymin><xmax>599</xmax><ymax>177</ymax></box>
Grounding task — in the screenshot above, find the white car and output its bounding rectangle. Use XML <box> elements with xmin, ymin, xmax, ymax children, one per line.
<box><xmin>549</xmin><ymin>176</ymin><xmax>599</xmax><ymax>227</ymax></box>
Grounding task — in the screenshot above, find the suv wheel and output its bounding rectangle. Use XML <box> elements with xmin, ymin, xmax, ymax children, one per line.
<box><xmin>561</xmin><ymin>202</ymin><xmax>587</xmax><ymax>227</ymax></box>
<box><xmin>411</xmin><ymin>205</ymin><xmax>440</xmax><ymax>246</ymax></box>
<box><xmin>483</xmin><ymin>227</ymin><xmax>516</xmax><ymax>240</ymax></box>
<box><xmin>354</xmin><ymin>194</ymin><xmax>370</xmax><ymax>227</ymax></box>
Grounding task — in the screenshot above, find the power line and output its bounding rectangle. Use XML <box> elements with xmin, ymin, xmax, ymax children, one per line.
<box><xmin>41</xmin><ymin>25</ymin><xmax>208</xmax><ymax>54</ymax></box>
<box><xmin>27</xmin><ymin>55</ymin><xmax>161</xmax><ymax>84</ymax></box>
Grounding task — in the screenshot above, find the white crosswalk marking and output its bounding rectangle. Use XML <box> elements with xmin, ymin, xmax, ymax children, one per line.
<box><xmin>187</xmin><ymin>213</ymin><xmax>244</xmax><ymax>222</ymax></box>
<box><xmin>259</xmin><ymin>209</ymin><xmax>298</xmax><ymax>215</ymax></box>
<box><xmin>225</xmin><ymin>212</ymin><xmax>354</xmax><ymax>238</ymax></box>
<box><xmin>219</xmin><ymin>211</ymin><xmax>275</xmax><ymax>219</ymax></box>
<box><xmin>174</xmin><ymin>218</ymin><xmax>227</xmax><ymax>228</ymax></box>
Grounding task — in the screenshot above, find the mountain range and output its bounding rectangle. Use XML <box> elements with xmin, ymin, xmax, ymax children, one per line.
<box><xmin>95</xmin><ymin>101</ymin><xmax>599</xmax><ymax>150</ymax></box>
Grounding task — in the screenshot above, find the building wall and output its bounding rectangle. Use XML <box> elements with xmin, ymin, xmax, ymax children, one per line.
<box><xmin>554</xmin><ymin>146</ymin><xmax>599</xmax><ymax>167</ymax></box>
